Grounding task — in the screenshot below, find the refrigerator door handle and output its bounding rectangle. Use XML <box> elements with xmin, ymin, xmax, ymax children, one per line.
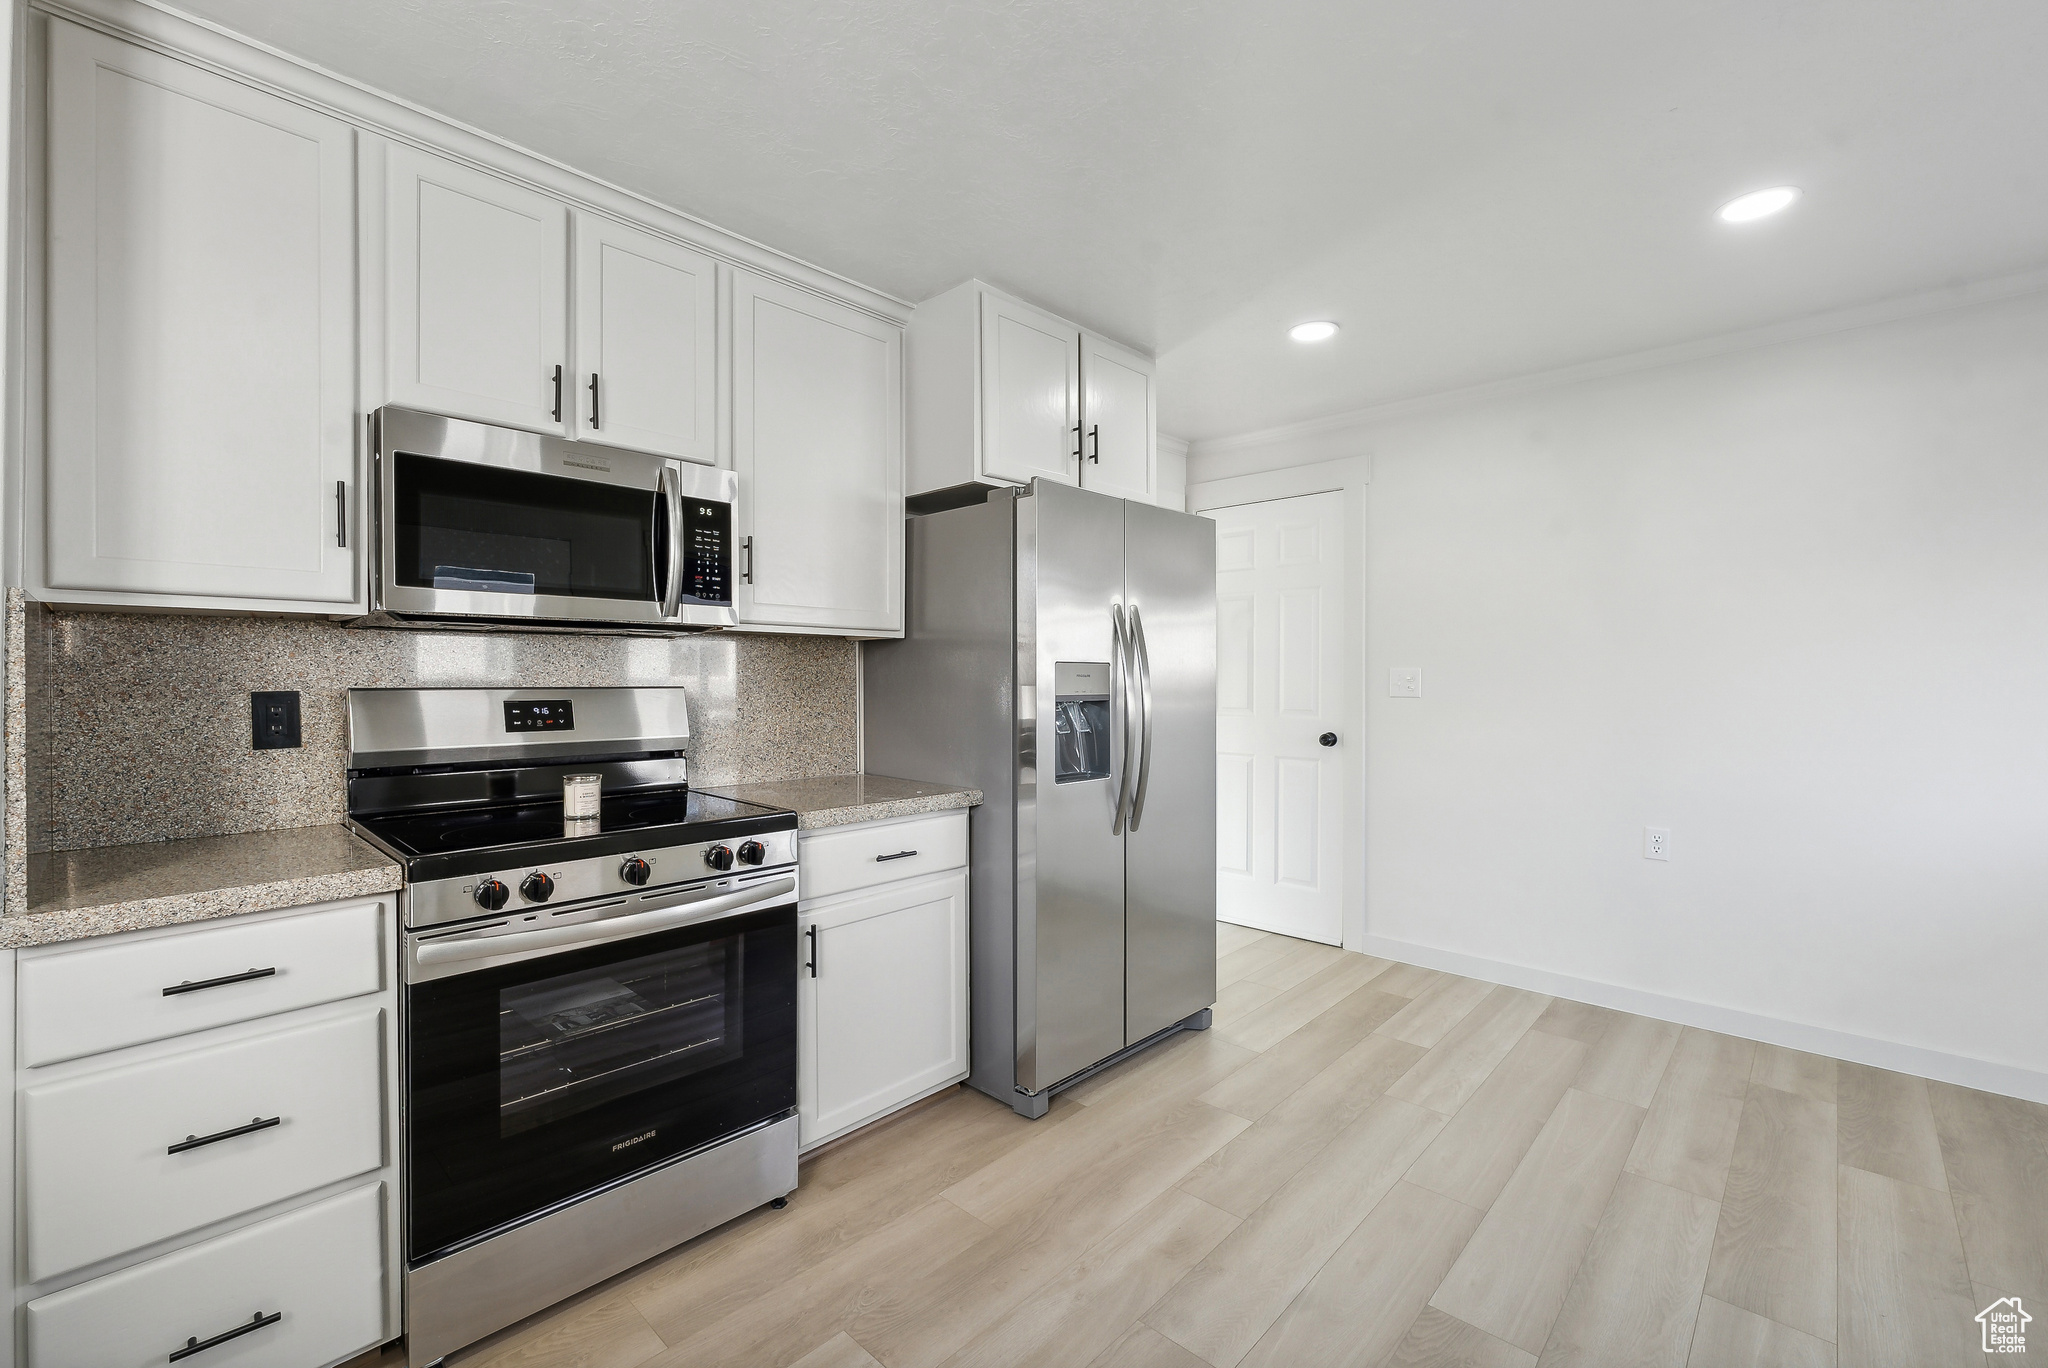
<box><xmin>1111</xmin><ymin>603</ymin><xmax>1138</xmax><ymax>834</ymax></box>
<box><xmin>1129</xmin><ymin>604</ymin><xmax>1155</xmax><ymax>830</ymax></box>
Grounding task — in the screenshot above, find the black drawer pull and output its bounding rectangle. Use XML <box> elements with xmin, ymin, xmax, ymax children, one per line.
<box><xmin>875</xmin><ymin>850</ymin><xmax>918</xmax><ymax>862</ymax></box>
<box><xmin>169</xmin><ymin>1311</ymin><xmax>281</xmax><ymax>1362</ymax></box>
<box><xmin>163</xmin><ymin>967</ymin><xmax>276</xmax><ymax>997</ymax></box>
<box><xmin>169</xmin><ymin>1116</ymin><xmax>281</xmax><ymax>1155</ymax></box>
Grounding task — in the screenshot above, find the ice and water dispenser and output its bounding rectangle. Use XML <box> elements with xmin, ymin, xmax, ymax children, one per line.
<box><xmin>1052</xmin><ymin>662</ymin><xmax>1113</xmax><ymax>783</ymax></box>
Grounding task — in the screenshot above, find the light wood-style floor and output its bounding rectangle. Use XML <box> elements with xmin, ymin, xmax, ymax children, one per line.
<box><xmin>366</xmin><ymin>926</ymin><xmax>2048</xmax><ymax>1368</ymax></box>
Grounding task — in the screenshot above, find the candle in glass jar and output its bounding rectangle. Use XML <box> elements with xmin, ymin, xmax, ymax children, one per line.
<box><xmin>562</xmin><ymin>773</ymin><xmax>602</xmax><ymax>819</ymax></box>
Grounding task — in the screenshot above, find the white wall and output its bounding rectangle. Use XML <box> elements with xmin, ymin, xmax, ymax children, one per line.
<box><xmin>1191</xmin><ymin>286</ymin><xmax>2048</xmax><ymax>1099</ymax></box>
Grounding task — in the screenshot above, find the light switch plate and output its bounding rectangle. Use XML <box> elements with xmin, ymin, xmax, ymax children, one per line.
<box><xmin>1389</xmin><ymin>668</ymin><xmax>1423</xmax><ymax>698</ymax></box>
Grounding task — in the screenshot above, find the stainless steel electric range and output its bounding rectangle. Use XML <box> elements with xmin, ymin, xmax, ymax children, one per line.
<box><xmin>344</xmin><ymin>686</ymin><xmax>800</xmax><ymax>1368</ymax></box>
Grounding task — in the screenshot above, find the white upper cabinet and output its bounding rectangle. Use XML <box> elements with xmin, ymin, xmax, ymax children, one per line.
<box><xmin>573</xmin><ymin>212</ymin><xmax>718</xmax><ymax>463</ymax></box>
<box><xmin>1079</xmin><ymin>331</ymin><xmax>1157</xmax><ymax>503</ymax></box>
<box><xmin>385</xmin><ymin>144</ymin><xmax>569</xmax><ymax>434</ymax></box>
<box><xmin>731</xmin><ymin>270</ymin><xmax>904</xmax><ymax>635</ymax></box>
<box><xmin>42</xmin><ymin>20</ymin><xmax>359</xmax><ymax>605</ymax></box>
<box><xmin>906</xmin><ymin>279</ymin><xmax>1158</xmax><ymax>503</ymax></box>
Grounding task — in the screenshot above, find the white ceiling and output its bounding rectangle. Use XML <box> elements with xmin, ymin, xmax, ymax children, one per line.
<box><xmin>172</xmin><ymin>0</ymin><xmax>2048</xmax><ymax>441</ymax></box>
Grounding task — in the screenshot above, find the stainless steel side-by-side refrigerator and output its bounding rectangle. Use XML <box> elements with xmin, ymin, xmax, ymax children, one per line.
<box><xmin>865</xmin><ymin>479</ymin><xmax>1217</xmax><ymax>1117</ymax></box>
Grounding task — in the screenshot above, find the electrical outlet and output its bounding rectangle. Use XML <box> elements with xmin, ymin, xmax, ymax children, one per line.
<box><xmin>252</xmin><ymin>690</ymin><xmax>302</xmax><ymax>750</ymax></box>
<box><xmin>1644</xmin><ymin>827</ymin><xmax>1670</xmax><ymax>860</ymax></box>
<box><xmin>1389</xmin><ymin>667</ymin><xmax>1423</xmax><ymax>697</ymax></box>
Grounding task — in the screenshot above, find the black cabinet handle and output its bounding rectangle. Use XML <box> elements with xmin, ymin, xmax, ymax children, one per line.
<box><xmin>875</xmin><ymin>850</ymin><xmax>918</xmax><ymax>862</ymax></box>
<box><xmin>1088</xmin><ymin>425</ymin><xmax>1100</xmax><ymax>463</ymax></box>
<box><xmin>169</xmin><ymin>1311</ymin><xmax>282</xmax><ymax>1362</ymax></box>
<box><xmin>589</xmin><ymin>372</ymin><xmax>601</xmax><ymax>428</ymax></box>
<box><xmin>742</xmin><ymin>536</ymin><xmax>754</xmax><ymax>584</ymax></box>
<box><xmin>551</xmin><ymin>364</ymin><xmax>563</xmax><ymax>422</ymax></box>
<box><xmin>335</xmin><ymin>481</ymin><xmax>347</xmax><ymax>548</ymax></box>
<box><xmin>163</xmin><ymin>967</ymin><xmax>276</xmax><ymax>997</ymax></box>
<box><xmin>805</xmin><ymin>925</ymin><xmax>818</xmax><ymax>978</ymax></box>
<box><xmin>169</xmin><ymin>1116</ymin><xmax>281</xmax><ymax>1155</ymax></box>
<box><xmin>1072</xmin><ymin>424</ymin><xmax>1081</xmax><ymax>462</ymax></box>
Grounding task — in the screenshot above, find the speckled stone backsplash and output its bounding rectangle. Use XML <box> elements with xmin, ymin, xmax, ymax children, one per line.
<box><xmin>17</xmin><ymin>601</ymin><xmax>856</xmax><ymax>854</ymax></box>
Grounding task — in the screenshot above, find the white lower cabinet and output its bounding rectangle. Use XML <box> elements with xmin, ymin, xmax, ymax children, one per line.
<box><xmin>799</xmin><ymin>869</ymin><xmax>969</xmax><ymax>1147</ymax></box>
<box><xmin>26</xmin><ymin>1182</ymin><xmax>385</xmax><ymax>1368</ymax></box>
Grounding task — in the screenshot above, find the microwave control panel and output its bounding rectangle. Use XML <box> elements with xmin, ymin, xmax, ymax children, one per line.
<box><xmin>679</xmin><ymin>499</ymin><xmax>733</xmax><ymax>607</ymax></box>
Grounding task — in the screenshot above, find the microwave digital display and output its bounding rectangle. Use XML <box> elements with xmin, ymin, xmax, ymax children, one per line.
<box><xmin>679</xmin><ymin>500</ymin><xmax>732</xmax><ymax>607</ymax></box>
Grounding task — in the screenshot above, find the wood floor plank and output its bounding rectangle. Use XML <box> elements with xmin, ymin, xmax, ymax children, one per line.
<box><xmin>1386</xmin><ymin>986</ymin><xmax>1555</xmax><ymax>1117</ymax></box>
<box><xmin>940</xmin><ymin>1188</ymin><xmax>1239</xmax><ymax>1368</ymax></box>
<box><xmin>1572</xmin><ymin>1013</ymin><xmax>1683</xmax><ymax>1109</ymax></box>
<box><xmin>1371</xmin><ymin>961</ymin><xmax>1444</xmax><ymax>999</ymax></box>
<box><xmin>1407</xmin><ymin>1029</ymin><xmax>1589</xmax><ymax>1211</ymax></box>
<box><xmin>1143</xmin><ymin>1097</ymin><xmax>1447</xmax><ymax>1367</ymax></box>
<box><xmin>1837</xmin><ymin>1165</ymin><xmax>1983</xmax><ymax>1368</ymax></box>
<box><xmin>1531</xmin><ymin>998</ymin><xmax>1626</xmax><ymax>1046</ymax></box>
<box><xmin>1237</xmin><ymin>1181</ymin><xmax>1486</xmax><ymax>1368</ymax></box>
<box><xmin>1214</xmin><ymin>953</ymin><xmax>1391</xmax><ymax>1053</ymax></box>
<box><xmin>1210</xmin><ymin>977</ymin><xmax>1284</xmax><ymax>1032</ymax></box>
<box><xmin>1244</xmin><ymin>940</ymin><xmax>1347</xmax><ymax>991</ymax></box>
<box><xmin>452</xmin><ymin>1291</ymin><xmax>666</xmax><ymax>1368</ymax></box>
<box><xmin>1751</xmin><ymin>1044</ymin><xmax>1837</xmax><ymax>1104</ymax></box>
<box><xmin>1383</xmin><ymin>1307</ymin><xmax>1540</xmax><ymax>1368</ymax></box>
<box><xmin>1927</xmin><ymin>1081</ymin><xmax>2048</xmax><ymax>1304</ymax></box>
<box><xmin>1088</xmin><ymin>1325</ymin><xmax>1214</xmax><ymax>1368</ymax></box>
<box><xmin>1217</xmin><ymin>935</ymin><xmax>1301</xmax><ymax>987</ymax></box>
<box><xmin>1429</xmin><ymin>1087</ymin><xmax>1647</xmax><ymax>1353</ymax></box>
<box><xmin>1702</xmin><ymin>1084</ymin><xmax>1838</xmax><ymax>1343</ymax></box>
<box><xmin>1837</xmin><ymin>1063</ymin><xmax>1947</xmax><ymax>1192</ymax></box>
<box><xmin>1627</xmin><ymin>1029</ymin><xmax>1757</xmax><ymax>1203</ymax></box>
<box><xmin>1178</xmin><ymin>1032</ymin><xmax>1426</xmax><ymax>1218</ymax></box>
<box><xmin>1198</xmin><ymin>986</ymin><xmax>1407</xmax><ymax>1121</ymax></box>
<box><xmin>1534</xmin><ymin>1172</ymin><xmax>1719</xmax><ymax>1368</ymax></box>
<box><xmin>1061</xmin><ymin>1028</ymin><xmax>1261</xmax><ymax>1113</ymax></box>
<box><xmin>1377</xmin><ymin>973</ymin><xmax>1495</xmax><ymax>1047</ymax></box>
<box><xmin>790</xmin><ymin>1333</ymin><xmax>886</xmax><ymax>1368</ymax></box>
<box><xmin>1686</xmin><ymin>1296</ymin><xmax>1836</xmax><ymax>1368</ymax></box>
<box><xmin>1215</xmin><ymin>922</ymin><xmax>1267</xmax><ymax>957</ymax></box>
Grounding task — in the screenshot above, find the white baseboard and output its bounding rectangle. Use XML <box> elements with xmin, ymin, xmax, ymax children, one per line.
<box><xmin>1356</xmin><ymin>934</ymin><xmax>2048</xmax><ymax>1106</ymax></box>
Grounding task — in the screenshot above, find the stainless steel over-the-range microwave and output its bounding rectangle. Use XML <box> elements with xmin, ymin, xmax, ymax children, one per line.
<box><xmin>370</xmin><ymin>406</ymin><xmax>737</xmax><ymax>630</ymax></box>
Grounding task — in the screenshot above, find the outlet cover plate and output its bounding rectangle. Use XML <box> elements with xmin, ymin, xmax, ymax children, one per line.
<box><xmin>1644</xmin><ymin>826</ymin><xmax>1670</xmax><ymax>860</ymax></box>
<box><xmin>1389</xmin><ymin>668</ymin><xmax>1423</xmax><ymax>698</ymax></box>
<box><xmin>252</xmin><ymin>690</ymin><xmax>302</xmax><ymax>750</ymax></box>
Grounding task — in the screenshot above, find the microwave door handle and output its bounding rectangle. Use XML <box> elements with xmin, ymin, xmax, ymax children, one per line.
<box><xmin>1129</xmin><ymin>604</ymin><xmax>1155</xmax><ymax>830</ymax></box>
<box><xmin>414</xmin><ymin>876</ymin><xmax>795</xmax><ymax>968</ymax></box>
<box><xmin>657</xmin><ymin>466</ymin><xmax>683</xmax><ymax>618</ymax></box>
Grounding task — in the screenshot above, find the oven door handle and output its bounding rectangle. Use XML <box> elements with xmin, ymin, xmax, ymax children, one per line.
<box><xmin>414</xmin><ymin>876</ymin><xmax>796</xmax><ymax>967</ymax></box>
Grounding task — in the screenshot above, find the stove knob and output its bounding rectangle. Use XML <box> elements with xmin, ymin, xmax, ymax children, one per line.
<box><xmin>619</xmin><ymin>857</ymin><xmax>652</xmax><ymax>887</ymax></box>
<box><xmin>736</xmin><ymin>840</ymin><xmax>767</xmax><ymax>867</ymax></box>
<box><xmin>704</xmin><ymin>844</ymin><xmax>735</xmax><ymax>872</ymax></box>
<box><xmin>473</xmin><ymin>879</ymin><xmax>510</xmax><ymax>911</ymax></box>
<box><xmin>520</xmin><ymin>871</ymin><xmax>555</xmax><ymax>903</ymax></box>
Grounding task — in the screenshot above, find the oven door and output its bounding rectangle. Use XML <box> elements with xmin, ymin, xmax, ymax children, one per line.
<box><xmin>404</xmin><ymin>875</ymin><xmax>795</xmax><ymax>1262</ymax></box>
<box><xmin>374</xmin><ymin>406</ymin><xmax>736</xmax><ymax>628</ymax></box>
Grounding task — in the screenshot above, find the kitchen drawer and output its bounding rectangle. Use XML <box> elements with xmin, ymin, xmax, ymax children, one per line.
<box><xmin>26</xmin><ymin>1182</ymin><xmax>385</xmax><ymax>1368</ymax></box>
<box><xmin>798</xmin><ymin>811</ymin><xmax>968</xmax><ymax>901</ymax></box>
<box><xmin>18</xmin><ymin>900</ymin><xmax>386</xmax><ymax>1067</ymax></box>
<box><xmin>23</xmin><ymin>1005</ymin><xmax>385</xmax><ymax>1281</ymax></box>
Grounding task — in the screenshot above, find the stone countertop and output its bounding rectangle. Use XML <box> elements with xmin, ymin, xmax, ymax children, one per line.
<box><xmin>700</xmin><ymin>773</ymin><xmax>982</xmax><ymax>830</ymax></box>
<box><xmin>8</xmin><ymin>824</ymin><xmax>404</xmax><ymax>949</ymax></box>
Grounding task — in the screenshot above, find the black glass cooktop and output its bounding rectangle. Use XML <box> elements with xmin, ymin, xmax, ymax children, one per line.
<box><xmin>351</xmin><ymin>787</ymin><xmax>793</xmax><ymax>880</ymax></box>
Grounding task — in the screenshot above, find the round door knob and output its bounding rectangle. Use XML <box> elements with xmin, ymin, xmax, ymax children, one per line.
<box><xmin>473</xmin><ymin>879</ymin><xmax>510</xmax><ymax>911</ymax></box>
<box><xmin>736</xmin><ymin>840</ymin><xmax>766</xmax><ymax>867</ymax></box>
<box><xmin>520</xmin><ymin>871</ymin><xmax>555</xmax><ymax>902</ymax></box>
<box><xmin>1319</xmin><ymin>732</ymin><xmax>1339</xmax><ymax>747</ymax></box>
<box><xmin>704</xmin><ymin>844</ymin><xmax>735</xmax><ymax>872</ymax></box>
<box><xmin>619</xmin><ymin>857</ymin><xmax>652</xmax><ymax>886</ymax></box>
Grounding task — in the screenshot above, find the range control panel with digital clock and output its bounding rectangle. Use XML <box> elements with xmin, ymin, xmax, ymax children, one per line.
<box><xmin>504</xmin><ymin>699</ymin><xmax>575</xmax><ymax>731</ymax></box>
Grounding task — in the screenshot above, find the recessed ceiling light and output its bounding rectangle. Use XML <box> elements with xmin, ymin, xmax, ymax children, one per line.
<box><xmin>1717</xmin><ymin>186</ymin><xmax>1800</xmax><ymax>223</ymax></box>
<box><xmin>1289</xmin><ymin>320</ymin><xmax>1339</xmax><ymax>343</ymax></box>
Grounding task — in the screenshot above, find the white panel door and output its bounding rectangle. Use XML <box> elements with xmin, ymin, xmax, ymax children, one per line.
<box><xmin>979</xmin><ymin>291</ymin><xmax>1080</xmax><ymax>487</ymax></box>
<box><xmin>1209</xmin><ymin>492</ymin><xmax>1346</xmax><ymax>944</ymax></box>
<box><xmin>798</xmin><ymin>870</ymin><xmax>969</xmax><ymax>1146</ymax></box>
<box><xmin>386</xmin><ymin>144</ymin><xmax>568</xmax><ymax>433</ymax></box>
<box><xmin>573</xmin><ymin>212</ymin><xmax>718</xmax><ymax>462</ymax></box>
<box><xmin>43</xmin><ymin>20</ymin><xmax>358</xmax><ymax>604</ymax></box>
<box><xmin>1079</xmin><ymin>332</ymin><xmax>1156</xmax><ymax>502</ymax></box>
<box><xmin>732</xmin><ymin>270</ymin><xmax>903</xmax><ymax>633</ymax></box>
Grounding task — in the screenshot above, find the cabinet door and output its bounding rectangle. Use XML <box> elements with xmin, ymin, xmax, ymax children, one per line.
<box><xmin>44</xmin><ymin>21</ymin><xmax>358</xmax><ymax>604</ymax></box>
<box><xmin>573</xmin><ymin>212</ymin><xmax>718</xmax><ymax>463</ymax></box>
<box><xmin>386</xmin><ymin>144</ymin><xmax>568</xmax><ymax>433</ymax></box>
<box><xmin>980</xmin><ymin>291</ymin><xmax>1080</xmax><ymax>487</ymax></box>
<box><xmin>1080</xmin><ymin>332</ymin><xmax>1157</xmax><ymax>503</ymax></box>
<box><xmin>732</xmin><ymin>271</ymin><xmax>903</xmax><ymax>633</ymax></box>
<box><xmin>799</xmin><ymin>870</ymin><xmax>968</xmax><ymax>1145</ymax></box>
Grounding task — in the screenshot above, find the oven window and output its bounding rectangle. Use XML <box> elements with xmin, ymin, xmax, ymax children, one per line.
<box><xmin>497</xmin><ymin>939</ymin><xmax>741</xmax><ymax>1137</ymax></box>
<box><xmin>391</xmin><ymin>452</ymin><xmax>655</xmax><ymax>601</ymax></box>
